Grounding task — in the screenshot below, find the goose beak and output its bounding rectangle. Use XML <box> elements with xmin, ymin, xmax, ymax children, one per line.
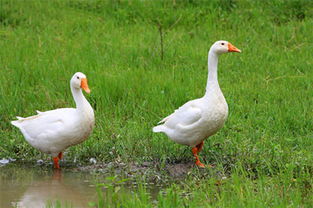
<box><xmin>228</xmin><ymin>43</ymin><xmax>241</xmax><ymax>53</ymax></box>
<box><xmin>81</xmin><ymin>78</ymin><xmax>91</xmax><ymax>93</ymax></box>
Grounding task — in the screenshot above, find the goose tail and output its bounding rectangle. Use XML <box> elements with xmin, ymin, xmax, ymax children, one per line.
<box><xmin>11</xmin><ymin>116</ymin><xmax>24</xmax><ymax>127</ymax></box>
<box><xmin>153</xmin><ymin>125</ymin><xmax>166</xmax><ymax>133</ymax></box>
<box><xmin>11</xmin><ymin>120</ymin><xmax>20</xmax><ymax>128</ymax></box>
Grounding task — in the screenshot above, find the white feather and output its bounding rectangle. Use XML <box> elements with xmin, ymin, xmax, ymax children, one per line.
<box><xmin>11</xmin><ymin>72</ymin><xmax>95</xmax><ymax>157</ymax></box>
<box><xmin>153</xmin><ymin>40</ymin><xmax>238</xmax><ymax>147</ymax></box>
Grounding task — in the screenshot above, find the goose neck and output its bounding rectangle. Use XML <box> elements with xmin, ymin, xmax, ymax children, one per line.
<box><xmin>71</xmin><ymin>86</ymin><xmax>91</xmax><ymax>112</ymax></box>
<box><xmin>206</xmin><ymin>50</ymin><xmax>220</xmax><ymax>92</ymax></box>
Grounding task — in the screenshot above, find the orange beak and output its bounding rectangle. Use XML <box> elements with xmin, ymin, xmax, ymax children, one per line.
<box><xmin>228</xmin><ymin>43</ymin><xmax>241</xmax><ymax>53</ymax></box>
<box><xmin>80</xmin><ymin>78</ymin><xmax>90</xmax><ymax>93</ymax></box>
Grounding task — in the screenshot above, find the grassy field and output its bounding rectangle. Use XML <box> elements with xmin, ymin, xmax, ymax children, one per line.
<box><xmin>0</xmin><ymin>0</ymin><xmax>313</xmax><ymax>207</ymax></box>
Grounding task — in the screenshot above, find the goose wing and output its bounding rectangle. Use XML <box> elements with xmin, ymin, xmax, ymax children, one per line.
<box><xmin>11</xmin><ymin>108</ymin><xmax>76</xmax><ymax>141</ymax></box>
<box><xmin>158</xmin><ymin>99</ymin><xmax>202</xmax><ymax>128</ymax></box>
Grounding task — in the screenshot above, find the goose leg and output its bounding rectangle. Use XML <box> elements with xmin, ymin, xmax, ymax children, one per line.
<box><xmin>53</xmin><ymin>157</ymin><xmax>60</xmax><ymax>169</ymax></box>
<box><xmin>192</xmin><ymin>141</ymin><xmax>205</xmax><ymax>168</ymax></box>
<box><xmin>58</xmin><ymin>152</ymin><xmax>63</xmax><ymax>159</ymax></box>
<box><xmin>196</xmin><ymin>141</ymin><xmax>204</xmax><ymax>152</ymax></box>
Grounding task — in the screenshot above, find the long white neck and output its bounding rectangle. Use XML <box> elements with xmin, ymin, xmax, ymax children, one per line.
<box><xmin>205</xmin><ymin>50</ymin><xmax>220</xmax><ymax>94</ymax></box>
<box><xmin>71</xmin><ymin>85</ymin><xmax>92</xmax><ymax>112</ymax></box>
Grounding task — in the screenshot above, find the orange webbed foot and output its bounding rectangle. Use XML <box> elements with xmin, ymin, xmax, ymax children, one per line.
<box><xmin>192</xmin><ymin>145</ymin><xmax>206</xmax><ymax>168</ymax></box>
<box><xmin>192</xmin><ymin>141</ymin><xmax>213</xmax><ymax>168</ymax></box>
<box><xmin>195</xmin><ymin>160</ymin><xmax>206</xmax><ymax>168</ymax></box>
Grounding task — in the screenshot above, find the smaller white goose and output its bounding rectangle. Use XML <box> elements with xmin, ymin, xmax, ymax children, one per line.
<box><xmin>153</xmin><ymin>40</ymin><xmax>241</xmax><ymax>167</ymax></box>
<box><xmin>11</xmin><ymin>72</ymin><xmax>95</xmax><ymax>169</ymax></box>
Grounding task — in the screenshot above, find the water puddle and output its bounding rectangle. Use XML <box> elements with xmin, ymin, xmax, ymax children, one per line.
<box><xmin>0</xmin><ymin>164</ymin><xmax>102</xmax><ymax>207</ymax></box>
<box><xmin>0</xmin><ymin>163</ymin><xmax>171</xmax><ymax>208</ymax></box>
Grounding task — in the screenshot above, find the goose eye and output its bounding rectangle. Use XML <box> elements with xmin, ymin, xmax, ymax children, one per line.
<box><xmin>76</xmin><ymin>76</ymin><xmax>79</xmax><ymax>79</ymax></box>
<box><xmin>221</xmin><ymin>43</ymin><xmax>225</xmax><ymax>45</ymax></box>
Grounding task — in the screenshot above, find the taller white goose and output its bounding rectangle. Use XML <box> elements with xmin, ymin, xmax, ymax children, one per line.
<box><xmin>11</xmin><ymin>72</ymin><xmax>95</xmax><ymax>169</ymax></box>
<box><xmin>153</xmin><ymin>40</ymin><xmax>241</xmax><ymax>167</ymax></box>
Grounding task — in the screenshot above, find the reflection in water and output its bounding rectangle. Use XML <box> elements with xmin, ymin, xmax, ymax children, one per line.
<box><xmin>0</xmin><ymin>164</ymin><xmax>165</xmax><ymax>207</ymax></box>
<box><xmin>0</xmin><ymin>166</ymin><xmax>97</xmax><ymax>208</ymax></box>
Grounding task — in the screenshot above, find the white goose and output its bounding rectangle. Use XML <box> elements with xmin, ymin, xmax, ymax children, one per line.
<box><xmin>11</xmin><ymin>72</ymin><xmax>95</xmax><ymax>169</ymax></box>
<box><xmin>153</xmin><ymin>40</ymin><xmax>241</xmax><ymax>167</ymax></box>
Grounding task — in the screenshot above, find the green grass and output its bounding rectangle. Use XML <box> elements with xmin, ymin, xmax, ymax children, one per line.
<box><xmin>93</xmin><ymin>171</ymin><xmax>312</xmax><ymax>208</ymax></box>
<box><xmin>0</xmin><ymin>0</ymin><xmax>313</xmax><ymax>207</ymax></box>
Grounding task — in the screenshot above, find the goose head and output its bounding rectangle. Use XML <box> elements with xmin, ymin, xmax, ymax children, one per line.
<box><xmin>70</xmin><ymin>72</ymin><xmax>90</xmax><ymax>93</ymax></box>
<box><xmin>210</xmin><ymin>40</ymin><xmax>241</xmax><ymax>55</ymax></box>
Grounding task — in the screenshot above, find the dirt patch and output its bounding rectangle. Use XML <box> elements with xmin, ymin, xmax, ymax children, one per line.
<box><xmin>72</xmin><ymin>161</ymin><xmax>168</xmax><ymax>182</ymax></box>
<box><xmin>165</xmin><ymin>162</ymin><xmax>195</xmax><ymax>177</ymax></box>
<box><xmin>2</xmin><ymin>159</ymin><xmax>207</xmax><ymax>181</ymax></box>
<box><xmin>72</xmin><ymin>160</ymin><xmax>200</xmax><ymax>179</ymax></box>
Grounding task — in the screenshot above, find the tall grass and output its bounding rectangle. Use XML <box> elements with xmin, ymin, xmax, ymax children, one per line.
<box><xmin>0</xmin><ymin>0</ymin><xmax>313</xmax><ymax>206</ymax></box>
